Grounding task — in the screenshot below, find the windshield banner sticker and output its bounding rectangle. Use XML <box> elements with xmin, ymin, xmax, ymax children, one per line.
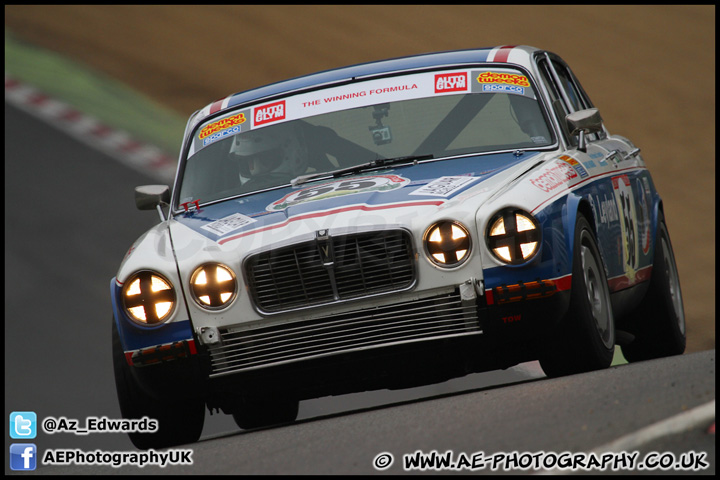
<box><xmin>409</xmin><ymin>176</ymin><xmax>479</xmax><ymax>197</ymax></box>
<box><xmin>267</xmin><ymin>175</ymin><xmax>410</xmax><ymax>211</ymax></box>
<box><xmin>191</xmin><ymin>67</ymin><xmax>535</xmax><ymax>156</ymax></box>
<box><xmin>272</xmin><ymin>68</ymin><xmax>531</xmax><ymax>121</ymax></box>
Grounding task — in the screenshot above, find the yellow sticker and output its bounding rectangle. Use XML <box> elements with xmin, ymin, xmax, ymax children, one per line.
<box><xmin>199</xmin><ymin>113</ymin><xmax>246</xmax><ymax>140</ymax></box>
<box><xmin>476</xmin><ymin>71</ymin><xmax>530</xmax><ymax>88</ymax></box>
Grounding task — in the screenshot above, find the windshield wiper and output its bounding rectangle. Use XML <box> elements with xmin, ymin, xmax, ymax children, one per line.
<box><xmin>291</xmin><ymin>154</ymin><xmax>433</xmax><ymax>187</ymax></box>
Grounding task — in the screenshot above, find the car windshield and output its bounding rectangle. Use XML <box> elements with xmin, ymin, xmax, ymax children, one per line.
<box><xmin>177</xmin><ymin>67</ymin><xmax>554</xmax><ymax>206</ymax></box>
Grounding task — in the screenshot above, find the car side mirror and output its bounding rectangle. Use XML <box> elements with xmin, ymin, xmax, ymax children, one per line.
<box><xmin>135</xmin><ymin>185</ymin><xmax>170</xmax><ymax>210</ymax></box>
<box><xmin>566</xmin><ymin>108</ymin><xmax>603</xmax><ymax>153</ymax></box>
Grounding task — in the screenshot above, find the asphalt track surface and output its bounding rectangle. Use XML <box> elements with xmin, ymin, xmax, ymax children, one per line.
<box><xmin>4</xmin><ymin>103</ymin><xmax>716</xmax><ymax>474</ymax></box>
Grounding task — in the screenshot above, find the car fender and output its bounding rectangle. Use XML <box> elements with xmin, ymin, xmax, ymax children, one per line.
<box><xmin>112</xmin><ymin>223</ymin><xmax>199</xmax><ymax>364</ymax></box>
<box><xmin>562</xmin><ymin>191</ymin><xmax>587</xmax><ymax>265</ymax></box>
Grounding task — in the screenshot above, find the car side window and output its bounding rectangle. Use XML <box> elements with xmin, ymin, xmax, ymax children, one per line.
<box><xmin>537</xmin><ymin>59</ymin><xmax>573</xmax><ymax>145</ymax></box>
<box><xmin>538</xmin><ymin>56</ymin><xmax>602</xmax><ymax>146</ymax></box>
<box><xmin>552</xmin><ymin>61</ymin><xmax>584</xmax><ymax>111</ymax></box>
<box><xmin>552</xmin><ymin>60</ymin><xmax>605</xmax><ymax>142</ymax></box>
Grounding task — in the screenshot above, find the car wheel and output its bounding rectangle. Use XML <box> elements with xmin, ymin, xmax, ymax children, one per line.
<box><xmin>112</xmin><ymin>319</ymin><xmax>205</xmax><ymax>449</ymax></box>
<box><xmin>232</xmin><ymin>396</ymin><xmax>299</xmax><ymax>430</ymax></box>
<box><xmin>539</xmin><ymin>214</ymin><xmax>615</xmax><ymax>377</ymax></box>
<box><xmin>621</xmin><ymin>212</ymin><xmax>686</xmax><ymax>361</ymax></box>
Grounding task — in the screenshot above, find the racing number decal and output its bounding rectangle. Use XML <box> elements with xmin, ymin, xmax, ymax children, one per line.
<box><xmin>637</xmin><ymin>177</ymin><xmax>652</xmax><ymax>255</ymax></box>
<box><xmin>622</xmin><ymin>188</ymin><xmax>636</xmax><ymax>269</ymax></box>
<box><xmin>612</xmin><ymin>175</ymin><xmax>639</xmax><ymax>280</ymax></box>
<box><xmin>267</xmin><ymin>175</ymin><xmax>410</xmax><ymax>211</ymax></box>
<box><xmin>293</xmin><ymin>180</ymin><xmax>379</xmax><ymax>202</ymax></box>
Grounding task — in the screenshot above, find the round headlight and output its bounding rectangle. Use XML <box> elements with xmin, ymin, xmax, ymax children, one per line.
<box><xmin>424</xmin><ymin>220</ymin><xmax>472</xmax><ymax>267</ymax></box>
<box><xmin>486</xmin><ymin>209</ymin><xmax>541</xmax><ymax>264</ymax></box>
<box><xmin>190</xmin><ymin>263</ymin><xmax>238</xmax><ymax>310</ymax></box>
<box><xmin>122</xmin><ymin>271</ymin><xmax>176</xmax><ymax>325</ymax></box>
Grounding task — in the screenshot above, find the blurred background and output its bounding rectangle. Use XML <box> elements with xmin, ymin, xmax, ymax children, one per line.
<box><xmin>4</xmin><ymin>6</ymin><xmax>714</xmax><ymax>467</ymax></box>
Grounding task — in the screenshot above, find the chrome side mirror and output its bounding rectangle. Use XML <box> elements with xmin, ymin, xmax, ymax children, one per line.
<box><xmin>566</xmin><ymin>108</ymin><xmax>603</xmax><ymax>153</ymax></box>
<box><xmin>135</xmin><ymin>185</ymin><xmax>170</xmax><ymax>221</ymax></box>
<box><xmin>135</xmin><ymin>185</ymin><xmax>170</xmax><ymax>210</ymax></box>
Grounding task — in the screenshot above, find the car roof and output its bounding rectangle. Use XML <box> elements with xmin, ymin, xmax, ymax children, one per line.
<box><xmin>190</xmin><ymin>45</ymin><xmax>544</xmax><ymax>127</ymax></box>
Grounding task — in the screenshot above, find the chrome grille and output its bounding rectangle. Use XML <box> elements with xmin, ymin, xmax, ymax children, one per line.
<box><xmin>245</xmin><ymin>229</ymin><xmax>415</xmax><ymax>313</ymax></box>
<box><xmin>208</xmin><ymin>290</ymin><xmax>481</xmax><ymax>377</ymax></box>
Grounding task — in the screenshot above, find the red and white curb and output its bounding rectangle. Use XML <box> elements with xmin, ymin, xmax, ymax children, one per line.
<box><xmin>5</xmin><ymin>73</ymin><xmax>177</xmax><ymax>184</ymax></box>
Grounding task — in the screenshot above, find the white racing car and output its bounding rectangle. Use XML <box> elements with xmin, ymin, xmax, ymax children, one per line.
<box><xmin>111</xmin><ymin>45</ymin><xmax>685</xmax><ymax>449</ymax></box>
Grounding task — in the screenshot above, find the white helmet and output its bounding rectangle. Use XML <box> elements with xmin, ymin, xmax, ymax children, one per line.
<box><xmin>229</xmin><ymin>123</ymin><xmax>308</xmax><ymax>180</ymax></box>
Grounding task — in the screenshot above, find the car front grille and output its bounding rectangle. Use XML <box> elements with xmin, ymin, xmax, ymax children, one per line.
<box><xmin>245</xmin><ymin>229</ymin><xmax>416</xmax><ymax>313</ymax></box>
<box><xmin>208</xmin><ymin>290</ymin><xmax>481</xmax><ymax>377</ymax></box>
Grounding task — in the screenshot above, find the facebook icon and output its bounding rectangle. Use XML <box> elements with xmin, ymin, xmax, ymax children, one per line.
<box><xmin>10</xmin><ymin>444</ymin><xmax>37</xmax><ymax>471</ymax></box>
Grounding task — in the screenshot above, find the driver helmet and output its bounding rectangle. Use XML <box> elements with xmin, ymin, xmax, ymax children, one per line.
<box><xmin>229</xmin><ymin>123</ymin><xmax>308</xmax><ymax>179</ymax></box>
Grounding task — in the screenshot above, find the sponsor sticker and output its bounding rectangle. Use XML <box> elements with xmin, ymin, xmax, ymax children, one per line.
<box><xmin>481</xmin><ymin>84</ymin><xmax>525</xmax><ymax>95</ymax></box>
<box><xmin>530</xmin><ymin>160</ymin><xmax>578</xmax><ymax>192</ymax></box>
<box><xmin>254</xmin><ymin>100</ymin><xmax>286</xmax><ymax>127</ymax></box>
<box><xmin>268</xmin><ymin>175</ymin><xmax>410</xmax><ymax>211</ymax></box>
<box><xmin>560</xmin><ymin>155</ymin><xmax>588</xmax><ymax>178</ymax></box>
<box><xmin>199</xmin><ymin>113</ymin><xmax>246</xmax><ymax>140</ymax></box>
<box><xmin>201</xmin><ymin>213</ymin><xmax>257</xmax><ymax>236</ymax></box>
<box><xmin>582</xmin><ymin>159</ymin><xmax>597</xmax><ymax>170</ymax></box>
<box><xmin>409</xmin><ymin>176</ymin><xmax>478</xmax><ymax>197</ymax></box>
<box><xmin>476</xmin><ymin>71</ymin><xmax>530</xmax><ymax>88</ymax></box>
<box><xmin>198</xmin><ymin>110</ymin><xmax>250</xmax><ymax>147</ymax></box>
<box><xmin>590</xmin><ymin>194</ymin><xmax>619</xmax><ymax>225</ymax></box>
<box><xmin>434</xmin><ymin>73</ymin><xmax>469</xmax><ymax>93</ymax></box>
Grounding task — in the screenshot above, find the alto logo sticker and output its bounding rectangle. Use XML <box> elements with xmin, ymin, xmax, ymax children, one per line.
<box><xmin>254</xmin><ymin>100</ymin><xmax>286</xmax><ymax>126</ymax></box>
<box><xmin>434</xmin><ymin>73</ymin><xmax>468</xmax><ymax>93</ymax></box>
<box><xmin>268</xmin><ymin>175</ymin><xmax>410</xmax><ymax>211</ymax></box>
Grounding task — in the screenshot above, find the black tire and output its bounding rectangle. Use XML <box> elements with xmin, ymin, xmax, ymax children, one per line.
<box><xmin>112</xmin><ymin>320</ymin><xmax>205</xmax><ymax>449</ymax></box>
<box><xmin>621</xmin><ymin>211</ymin><xmax>685</xmax><ymax>361</ymax></box>
<box><xmin>232</xmin><ymin>395</ymin><xmax>299</xmax><ymax>430</ymax></box>
<box><xmin>539</xmin><ymin>214</ymin><xmax>615</xmax><ymax>377</ymax></box>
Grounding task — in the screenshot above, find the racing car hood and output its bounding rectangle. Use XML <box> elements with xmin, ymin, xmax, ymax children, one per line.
<box><xmin>167</xmin><ymin>151</ymin><xmax>548</xmax><ymax>260</ymax></box>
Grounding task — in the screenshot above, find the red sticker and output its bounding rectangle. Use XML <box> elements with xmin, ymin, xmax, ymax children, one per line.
<box><xmin>434</xmin><ymin>73</ymin><xmax>468</xmax><ymax>93</ymax></box>
<box><xmin>254</xmin><ymin>100</ymin><xmax>286</xmax><ymax>126</ymax></box>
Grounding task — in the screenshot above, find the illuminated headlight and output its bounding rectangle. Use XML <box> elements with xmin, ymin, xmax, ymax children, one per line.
<box><xmin>190</xmin><ymin>263</ymin><xmax>238</xmax><ymax>310</ymax></box>
<box><xmin>424</xmin><ymin>221</ymin><xmax>472</xmax><ymax>267</ymax></box>
<box><xmin>486</xmin><ymin>209</ymin><xmax>541</xmax><ymax>264</ymax></box>
<box><xmin>122</xmin><ymin>271</ymin><xmax>176</xmax><ymax>325</ymax></box>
